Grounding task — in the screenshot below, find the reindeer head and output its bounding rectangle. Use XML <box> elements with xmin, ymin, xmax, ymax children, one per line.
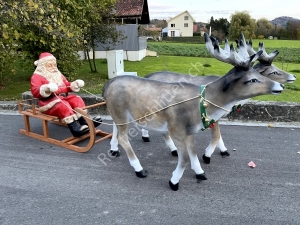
<box><xmin>238</xmin><ymin>33</ymin><xmax>296</xmax><ymax>83</ymax></box>
<box><xmin>204</xmin><ymin>33</ymin><xmax>284</xmax><ymax>102</ymax></box>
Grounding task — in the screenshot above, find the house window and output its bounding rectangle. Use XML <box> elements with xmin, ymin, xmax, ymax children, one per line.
<box><xmin>171</xmin><ymin>31</ymin><xmax>175</xmax><ymax>37</ymax></box>
<box><xmin>171</xmin><ymin>24</ymin><xmax>175</xmax><ymax>27</ymax></box>
<box><xmin>184</xmin><ymin>16</ymin><xmax>189</xmax><ymax>20</ymax></box>
<box><xmin>184</xmin><ymin>23</ymin><xmax>188</xmax><ymax>27</ymax></box>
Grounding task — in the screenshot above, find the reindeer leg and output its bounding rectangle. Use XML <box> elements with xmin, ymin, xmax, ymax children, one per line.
<box><xmin>117</xmin><ymin>125</ymin><xmax>148</xmax><ymax>178</ymax></box>
<box><xmin>141</xmin><ymin>128</ymin><xmax>150</xmax><ymax>142</ymax></box>
<box><xmin>202</xmin><ymin>121</ymin><xmax>221</xmax><ymax>164</ymax></box>
<box><xmin>185</xmin><ymin>135</ymin><xmax>207</xmax><ymax>183</ymax></box>
<box><xmin>163</xmin><ymin>134</ymin><xmax>178</xmax><ymax>156</ymax></box>
<box><xmin>217</xmin><ymin>133</ymin><xmax>230</xmax><ymax>157</ymax></box>
<box><xmin>168</xmin><ymin>136</ymin><xmax>190</xmax><ymax>191</ymax></box>
<box><xmin>109</xmin><ymin>122</ymin><xmax>121</xmax><ymax>157</ymax></box>
<box><xmin>142</xmin><ymin>129</ymin><xmax>178</xmax><ymax>156</ymax></box>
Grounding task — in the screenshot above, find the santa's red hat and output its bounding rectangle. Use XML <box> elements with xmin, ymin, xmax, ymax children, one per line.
<box><xmin>34</xmin><ymin>52</ymin><xmax>56</xmax><ymax>66</ymax></box>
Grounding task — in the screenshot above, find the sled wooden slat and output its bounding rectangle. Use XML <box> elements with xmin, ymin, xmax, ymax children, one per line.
<box><xmin>18</xmin><ymin>98</ymin><xmax>112</xmax><ymax>153</ymax></box>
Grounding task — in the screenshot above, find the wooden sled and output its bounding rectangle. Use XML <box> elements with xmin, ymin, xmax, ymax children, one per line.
<box><xmin>18</xmin><ymin>98</ymin><xmax>112</xmax><ymax>153</ymax></box>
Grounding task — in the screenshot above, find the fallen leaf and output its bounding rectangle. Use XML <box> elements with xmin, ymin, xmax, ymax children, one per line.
<box><xmin>268</xmin><ymin>124</ymin><xmax>274</xmax><ymax>128</ymax></box>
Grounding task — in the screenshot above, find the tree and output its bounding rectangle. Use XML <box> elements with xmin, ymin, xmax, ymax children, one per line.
<box><xmin>270</xmin><ymin>23</ymin><xmax>282</xmax><ymax>38</ymax></box>
<box><xmin>285</xmin><ymin>21</ymin><xmax>300</xmax><ymax>39</ymax></box>
<box><xmin>205</xmin><ymin>17</ymin><xmax>230</xmax><ymax>41</ymax></box>
<box><xmin>2</xmin><ymin>0</ymin><xmax>94</xmax><ymax>76</ymax></box>
<box><xmin>229</xmin><ymin>11</ymin><xmax>257</xmax><ymax>40</ymax></box>
<box><xmin>1</xmin><ymin>0</ymin><xmax>90</xmax><ymax>79</ymax></box>
<box><xmin>81</xmin><ymin>0</ymin><xmax>123</xmax><ymax>73</ymax></box>
<box><xmin>0</xmin><ymin>7</ymin><xmax>20</xmax><ymax>86</ymax></box>
<box><xmin>156</xmin><ymin>20</ymin><xmax>168</xmax><ymax>29</ymax></box>
<box><xmin>149</xmin><ymin>19</ymin><xmax>167</xmax><ymax>28</ymax></box>
<box><xmin>0</xmin><ymin>0</ymin><xmax>120</xmax><ymax>85</ymax></box>
<box><xmin>256</xmin><ymin>18</ymin><xmax>273</xmax><ymax>38</ymax></box>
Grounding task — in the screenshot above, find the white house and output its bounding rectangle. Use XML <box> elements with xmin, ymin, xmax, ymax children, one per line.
<box><xmin>167</xmin><ymin>10</ymin><xmax>196</xmax><ymax>37</ymax></box>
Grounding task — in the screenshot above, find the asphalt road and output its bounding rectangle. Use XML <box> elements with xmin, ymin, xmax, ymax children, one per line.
<box><xmin>0</xmin><ymin>114</ymin><xmax>300</xmax><ymax>225</ymax></box>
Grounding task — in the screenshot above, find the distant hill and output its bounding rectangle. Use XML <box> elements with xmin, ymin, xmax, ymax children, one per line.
<box><xmin>270</xmin><ymin>16</ymin><xmax>300</xmax><ymax>27</ymax></box>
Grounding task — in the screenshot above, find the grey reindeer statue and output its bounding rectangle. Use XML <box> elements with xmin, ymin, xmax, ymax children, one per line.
<box><xmin>109</xmin><ymin>33</ymin><xmax>295</xmax><ymax>165</ymax></box>
<box><xmin>103</xmin><ymin>33</ymin><xmax>284</xmax><ymax>191</ymax></box>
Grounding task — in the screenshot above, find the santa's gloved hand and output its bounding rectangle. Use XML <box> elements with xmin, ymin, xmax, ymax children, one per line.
<box><xmin>48</xmin><ymin>83</ymin><xmax>59</xmax><ymax>92</ymax></box>
<box><xmin>76</xmin><ymin>79</ymin><xmax>84</xmax><ymax>87</ymax></box>
<box><xmin>40</xmin><ymin>83</ymin><xmax>58</xmax><ymax>97</ymax></box>
<box><xmin>46</xmin><ymin>83</ymin><xmax>58</xmax><ymax>93</ymax></box>
<box><xmin>70</xmin><ymin>79</ymin><xmax>84</xmax><ymax>92</ymax></box>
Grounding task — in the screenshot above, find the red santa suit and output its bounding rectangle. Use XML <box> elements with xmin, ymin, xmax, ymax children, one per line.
<box><xmin>30</xmin><ymin>52</ymin><xmax>86</xmax><ymax>124</ymax></box>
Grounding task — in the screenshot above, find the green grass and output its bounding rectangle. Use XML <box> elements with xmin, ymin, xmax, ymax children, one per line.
<box><xmin>1</xmin><ymin>54</ymin><xmax>300</xmax><ymax>102</ymax></box>
<box><xmin>244</xmin><ymin>39</ymin><xmax>300</xmax><ymax>48</ymax></box>
<box><xmin>147</xmin><ymin>39</ymin><xmax>300</xmax><ymax>63</ymax></box>
<box><xmin>154</xmin><ymin>38</ymin><xmax>300</xmax><ymax>48</ymax></box>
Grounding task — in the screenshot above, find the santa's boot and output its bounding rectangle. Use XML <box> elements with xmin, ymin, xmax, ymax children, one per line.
<box><xmin>78</xmin><ymin>115</ymin><xmax>102</xmax><ymax>128</ymax></box>
<box><xmin>67</xmin><ymin>120</ymin><xmax>89</xmax><ymax>137</ymax></box>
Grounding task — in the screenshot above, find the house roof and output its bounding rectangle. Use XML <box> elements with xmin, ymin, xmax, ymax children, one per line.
<box><xmin>115</xmin><ymin>0</ymin><xmax>150</xmax><ymax>24</ymax></box>
<box><xmin>167</xmin><ymin>10</ymin><xmax>196</xmax><ymax>23</ymax></box>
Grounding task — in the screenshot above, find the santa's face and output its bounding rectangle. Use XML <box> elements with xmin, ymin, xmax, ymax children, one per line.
<box><xmin>45</xmin><ymin>60</ymin><xmax>58</xmax><ymax>73</ymax></box>
<box><xmin>39</xmin><ymin>59</ymin><xmax>63</xmax><ymax>85</ymax></box>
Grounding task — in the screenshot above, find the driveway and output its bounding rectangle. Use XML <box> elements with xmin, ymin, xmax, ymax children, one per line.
<box><xmin>0</xmin><ymin>114</ymin><xmax>300</xmax><ymax>225</ymax></box>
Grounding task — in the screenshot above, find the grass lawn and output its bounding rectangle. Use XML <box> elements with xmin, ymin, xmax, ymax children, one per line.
<box><xmin>1</xmin><ymin>55</ymin><xmax>299</xmax><ymax>102</ymax></box>
<box><xmin>147</xmin><ymin>40</ymin><xmax>300</xmax><ymax>64</ymax></box>
<box><xmin>150</xmin><ymin>38</ymin><xmax>300</xmax><ymax>48</ymax></box>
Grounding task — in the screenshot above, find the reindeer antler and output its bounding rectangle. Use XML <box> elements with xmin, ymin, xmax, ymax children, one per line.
<box><xmin>204</xmin><ymin>33</ymin><xmax>262</xmax><ymax>69</ymax></box>
<box><xmin>235</xmin><ymin>36</ymin><xmax>250</xmax><ymax>60</ymax></box>
<box><xmin>240</xmin><ymin>33</ymin><xmax>279</xmax><ymax>65</ymax></box>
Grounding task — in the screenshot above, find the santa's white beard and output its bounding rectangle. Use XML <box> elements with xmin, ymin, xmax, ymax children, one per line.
<box><xmin>43</xmin><ymin>70</ymin><xmax>64</xmax><ymax>85</ymax></box>
<box><xmin>35</xmin><ymin>66</ymin><xmax>64</xmax><ymax>85</ymax></box>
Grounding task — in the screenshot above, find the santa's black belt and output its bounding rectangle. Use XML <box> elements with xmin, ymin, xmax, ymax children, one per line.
<box><xmin>40</xmin><ymin>93</ymin><xmax>68</xmax><ymax>101</ymax></box>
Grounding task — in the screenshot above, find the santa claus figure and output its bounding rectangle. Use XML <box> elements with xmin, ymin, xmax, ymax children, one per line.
<box><xmin>30</xmin><ymin>52</ymin><xmax>102</xmax><ymax>137</ymax></box>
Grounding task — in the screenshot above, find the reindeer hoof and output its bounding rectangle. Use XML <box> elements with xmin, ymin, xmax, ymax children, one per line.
<box><xmin>220</xmin><ymin>151</ymin><xmax>230</xmax><ymax>157</ymax></box>
<box><xmin>169</xmin><ymin>180</ymin><xmax>179</xmax><ymax>191</ymax></box>
<box><xmin>135</xmin><ymin>169</ymin><xmax>148</xmax><ymax>178</ymax></box>
<box><xmin>142</xmin><ymin>136</ymin><xmax>150</xmax><ymax>142</ymax></box>
<box><xmin>196</xmin><ymin>173</ymin><xmax>207</xmax><ymax>183</ymax></box>
<box><xmin>202</xmin><ymin>154</ymin><xmax>211</xmax><ymax>164</ymax></box>
<box><xmin>171</xmin><ymin>150</ymin><xmax>178</xmax><ymax>156</ymax></box>
<box><xmin>109</xmin><ymin>150</ymin><xmax>120</xmax><ymax>157</ymax></box>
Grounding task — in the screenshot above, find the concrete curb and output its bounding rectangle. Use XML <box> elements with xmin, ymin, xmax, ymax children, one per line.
<box><xmin>227</xmin><ymin>100</ymin><xmax>300</xmax><ymax>123</ymax></box>
<box><xmin>1</xmin><ymin>91</ymin><xmax>300</xmax><ymax>125</ymax></box>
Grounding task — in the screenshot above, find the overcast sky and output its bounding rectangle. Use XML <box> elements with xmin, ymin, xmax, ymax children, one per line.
<box><xmin>148</xmin><ymin>0</ymin><xmax>300</xmax><ymax>23</ymax></box>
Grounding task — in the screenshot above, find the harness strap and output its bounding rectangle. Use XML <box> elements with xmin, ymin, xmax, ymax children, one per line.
<box><xmin>200</xmin><ymin>85</ymin><xmax>215</xmax><ymax>131</ymax></box>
